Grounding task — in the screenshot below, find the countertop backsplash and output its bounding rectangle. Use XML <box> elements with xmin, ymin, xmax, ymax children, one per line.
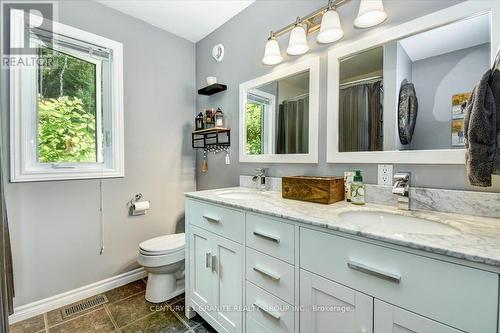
<box><xmin>240</xmin><ymin>175</ymin><xmax>500</xmax><ymax>219</ymax></box>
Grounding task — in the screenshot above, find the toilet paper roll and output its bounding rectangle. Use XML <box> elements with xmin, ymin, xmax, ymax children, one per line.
<box><xmin>133</xmin><ymin>201</ymin><xmax>150</xmax><ymax>213</ymax></box>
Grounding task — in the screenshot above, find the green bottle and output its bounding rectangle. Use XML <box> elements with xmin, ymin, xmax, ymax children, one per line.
<box><xmin>351</xmin><ymin>170</ymin><xmax>365</xmax><ymax>205</ymax></box>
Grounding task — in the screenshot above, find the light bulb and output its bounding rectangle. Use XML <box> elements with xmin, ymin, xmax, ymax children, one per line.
<box><xmin>317</xmin><ymin>9</ymin><xmax>344</xmax><ymax>43</ymax></box>
<box><xmin>354</xmin><ymin>0</ymin><xmax>387</xmax><ymax>28</ymax></box>
<box><xmin>287</xmin><ymin>24</ymin><xmax>309</xmax><ymax>56</ymax></box>
<box><xmin>262</xmin><ymin>36</ymin><xmax>282</xmax><ymax>65</ymax></box>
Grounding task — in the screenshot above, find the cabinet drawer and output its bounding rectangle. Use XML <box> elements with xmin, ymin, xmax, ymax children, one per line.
<box><xmin>246</xmin><ymin>248</ymin><xmax>295</xmax><ymax>304</ymax></box>
<box><xmin>186</xmin><ymin>199</ymin><xmax>244</xmax><ymax>243</ymax></box>
<box><xmin>246</xmin><ymin>316</ymin><xmax>273</xmax><ymax>333</ymax></box>
<box><xmin>246</xmin><ymin>281</ymin><xmax>294</xmax><ymax>333</ymax></box>
<box><xmin>375</xmin><ymin>299</ymin><xmax>462</xmax><ymax>333</ymax></box>
<box><xmin>300</xmin><ymin>227</ymin><xmax>498</xmax><ymax>333</ymax></box>
<box><xmin>246</xmin><ymin>213</ymin><xmax>295</xmax><ymax>264</ymax></box>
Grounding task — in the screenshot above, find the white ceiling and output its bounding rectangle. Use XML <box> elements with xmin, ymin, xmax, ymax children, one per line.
<box><xmin>399</xmin><ymin>14</ymin><xmax>490</xmax><ymax>62</ymax></box>
<box><xmin>97</xmin><ymin>0</ymin><xmax>254</xmax><ymax>43</ymax></box>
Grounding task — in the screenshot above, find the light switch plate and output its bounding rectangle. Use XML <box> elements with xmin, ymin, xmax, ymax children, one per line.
<box><xmin>378</xmin><ymin>164</ymin><xmax>393</xmax><ymax>186</ymax></box>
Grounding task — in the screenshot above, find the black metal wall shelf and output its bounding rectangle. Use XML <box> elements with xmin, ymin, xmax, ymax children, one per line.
<box><xmin>192</xmin><ymin>127</ymin><xmax>230</xmax><ymax>149</ymax></box>
<box><xmin>198</xmin><ymin>83</ymin><xmax>227</xmax><ymax>96</ymax></box>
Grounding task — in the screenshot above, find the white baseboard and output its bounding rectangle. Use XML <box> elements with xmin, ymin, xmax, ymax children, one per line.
<box><xmin>9</xmin><ymin>267</ymin><xmax>147</xmax><ymax>324</ymax></box>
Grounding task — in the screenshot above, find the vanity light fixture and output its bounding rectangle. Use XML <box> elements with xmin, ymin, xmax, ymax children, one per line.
<box><xmin>261</xmin><ymin>0</ymin><xmax>387</xmax><ymax>65</ymax></box>
<box><xmin>262</xmin><ymin>32</ymin><xmax>283</xmax><ymax>65</ymax></box>
<box><xmin>354</xmin><ymin>0</ymin><xmax>387</xmax><ymax>28</ymax></box>
<box><xmin>317</xmin><ymin>3</ymin><xmax>344</xmax><ymax>44</ymax></box>
<box><xmin>287</xmin><ymin>17</ymin><xmax>309</xmax><ymax>56</ymax></box>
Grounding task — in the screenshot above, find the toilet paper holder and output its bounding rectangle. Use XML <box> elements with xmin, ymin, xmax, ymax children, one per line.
<box><xmin>128</xmin><ymin>193</ymin><xmax>150</xmax><ymax>216</ymax></box>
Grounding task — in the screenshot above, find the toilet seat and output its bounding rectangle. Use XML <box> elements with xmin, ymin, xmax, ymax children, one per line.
<box><xmin>139</xmin><ymin>233</ymin><xmax>185</xmax><ymax>256</ymax></box>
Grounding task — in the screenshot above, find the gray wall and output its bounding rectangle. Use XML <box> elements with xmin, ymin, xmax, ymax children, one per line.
<box><xmin>1</xmin><ymin>0</ymin><xmax>196</xmax><ymax>307</ymax></box>
<box><xmin>196</xmin><ymin>0</ymin><xmax>500</xmax><ymax>192</ymax></box>
<box><xmin>411</xmin><ymin>43</ymin><xmax>490</xmax><ymax>150</ymax></box>
<box><xmin>383</xmin><ymin>41</ymin><xmax>413</xmax><ymax>151</ymax></box>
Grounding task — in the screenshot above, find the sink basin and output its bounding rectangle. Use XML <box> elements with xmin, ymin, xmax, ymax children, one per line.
<box><xmin>338</xmin><ymin>211</ymin><xmax>460</xmax><ymax>235</ymax></box>
<box><xmin>216</xmin><ymin>190</ymin><xmax>270</xmax><ymax>200</ymax></box>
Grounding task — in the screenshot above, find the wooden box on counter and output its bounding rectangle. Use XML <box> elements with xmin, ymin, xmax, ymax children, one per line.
<box><xmin>282</xmin><ymin>176</ymin><xmax>345</xmax><ymax>204</ymax></box>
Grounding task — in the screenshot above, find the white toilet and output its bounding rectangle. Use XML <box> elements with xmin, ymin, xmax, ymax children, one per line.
<box><xmin>138</xmin><ymin>233</ymin><xmax>185</xmax><ymax>303</ymax></box>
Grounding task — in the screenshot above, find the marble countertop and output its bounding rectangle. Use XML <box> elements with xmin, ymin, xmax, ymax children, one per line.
<box><xmin>185</xmin><ymin>187</ymin><xmax>500</xmax><ymax>268</ymax></box>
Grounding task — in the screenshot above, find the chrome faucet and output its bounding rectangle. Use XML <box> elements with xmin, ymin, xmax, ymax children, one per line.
<box><xmin>392</xmin><ymin>172</ymin><xmax>411</xmax><ymax>210</ymax></box>
<box><xmin>252</xmin><ymin>168</ymin><xmax>268</xmax><ymax>190</ymax></box>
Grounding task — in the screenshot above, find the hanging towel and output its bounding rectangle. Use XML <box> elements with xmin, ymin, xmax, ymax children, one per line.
<box><xmin>464</xmin><ymin>70</ymin><xmax>497</xmax><ymax>187</ymax></box>
<box><xmin>491</xmin><ymin>69</ymin><xmax>500</xmax><ymax>174</ymax></box>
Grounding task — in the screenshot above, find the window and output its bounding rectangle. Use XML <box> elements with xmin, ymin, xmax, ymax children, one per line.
<box><xmin>10</xmin><ymin>11</ymin><xmax>124</xmax><ymax>181</ymax></box>
<box><xmin>245</xmin><ymin>90</ymin><xmax>275</xmax><ymax>155</ymax></box>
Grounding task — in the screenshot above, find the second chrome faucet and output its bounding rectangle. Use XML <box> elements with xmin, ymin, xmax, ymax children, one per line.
<box><xmin>392</xmin><ymin>172</ymin><xmax>411</xmax><ymax>210</ymax></box>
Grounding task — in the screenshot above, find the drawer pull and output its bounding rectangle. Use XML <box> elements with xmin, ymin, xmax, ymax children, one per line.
<box><xmin>205</xmin><ymin>252</ymin><xmax>211</xmax><ymax>269</ymax></box>
<box><xmin>253</xmin><ymin>301</ymin><xmax>281</xmax><ymax>320</ymax></box>
<box><xmin>253</xmin><ymin>266</ymin><xmax>281</xmax><ymax>281</ymax></box>
<box><xmin>347</xmin><ymin>260</ymin><xmax>401</xmax><ymax>284</ymax></box>
<box><xmin>253</xmin><ymin>231</ymin><xmax>280</xmax><ymax>243</ymax></box>
<box><xmin>203</xmin><ymin>215</ymin><xmax>220</xmax><ymax>223</ymax></box>
<box><xmin>211</xmin><ymin>255</ymin><xmax>217</xmax><ymax>272</ymax></box>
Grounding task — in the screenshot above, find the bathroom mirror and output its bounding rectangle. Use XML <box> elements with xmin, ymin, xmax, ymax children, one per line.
<box><xmin>327</xmin><ymin>2</ymin><xmax>499</xmax><ymax>164</ymax></box>
<box><xmin>239</xmin><ymin>57</ymin><xmax>319</xmax><ymax>163</ymax></box>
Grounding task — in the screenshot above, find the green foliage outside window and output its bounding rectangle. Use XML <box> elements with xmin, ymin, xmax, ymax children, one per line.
<box><xmin>37</xmin><ymin>46</ymin><xmax>98</xmax><ymax>163</ymax></box>
<box><xmin>246</xmin><ymin>103</ymin><xmax>263</xmax><ymax>155</ymax></box>
<box><xmin>38</xmin><ymin>97</ymin><xmax>97</xmax><ymax>163</ymax></box>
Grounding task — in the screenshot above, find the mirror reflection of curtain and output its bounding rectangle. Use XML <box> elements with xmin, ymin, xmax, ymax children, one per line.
<box><xmin>276</xmin><ymin>95</ymin><xmax>309</xmax><ymax>154</ymax></box>
<box><xmin>339</xmin><ymin>81</ymin><xmax>383</xmax><ymax>152</ymax></box>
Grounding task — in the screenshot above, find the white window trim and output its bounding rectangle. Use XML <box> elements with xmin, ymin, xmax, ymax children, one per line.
<box><xmin>10</xmin><ymin>12</ymin><xmax>124</xmax><ymax>182</ymax></box>
<box><xmin>247</xmin><ymin>89</ymin><xmax>276</xmax><ymax>155</ymax></box>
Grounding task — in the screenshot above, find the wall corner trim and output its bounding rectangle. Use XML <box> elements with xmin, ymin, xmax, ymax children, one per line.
<box><xmin>9</xmin><ymin>268</ymin><xmax>147</xmax><ymax>324</ymax></box>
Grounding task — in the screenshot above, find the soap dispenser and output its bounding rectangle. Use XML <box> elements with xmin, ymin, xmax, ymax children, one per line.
<box><xmin>351</xmin><ymin>170</ymin><xmax>365</xmax><ymax>205</ymax></box>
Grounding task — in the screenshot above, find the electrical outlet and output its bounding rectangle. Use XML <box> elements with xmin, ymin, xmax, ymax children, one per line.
<box><xmin>378</xmin><ymin>164</ymin><xmax>393</xmax><ymax>186</ymax></box>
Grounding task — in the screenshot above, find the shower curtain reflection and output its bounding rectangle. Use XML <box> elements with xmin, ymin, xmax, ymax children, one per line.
<box><xmin>276</xmin><ymin>95</ymin><xmax>309</xmax><ymax>154</ymax></box>
<box><xmin>339</xmin><ymin>80</ymin><xmax>383</xmax><ymax>152</ymax></box>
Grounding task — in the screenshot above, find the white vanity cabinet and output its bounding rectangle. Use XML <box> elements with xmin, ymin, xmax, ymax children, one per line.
<box><xmin>186</xmin><ymin>197</ymin><xmax>500</xmax><ymax>333</ymax></box>
<box><xmin>300</xmin><ymin>269</ymin><xmax>373</xmax><ymax>333</ymax></box>
<box><xmin>244</xmin><ymin>213</ymin><xmax>296</xmax><ymax>333</ymax></box>
<box><xmin>374</xmin><ymin>300</ymin><xmax>462</xmax><ymax>333</ymax></box>
<box><xmin>300</xmin><ymin>227</ymin><xmax>498</xmax><ymax>333</ymax></box>
<box><xmin>187</xmin><ymin>200</ymin><xmax>244</xmax><ymax>333</ymax></box>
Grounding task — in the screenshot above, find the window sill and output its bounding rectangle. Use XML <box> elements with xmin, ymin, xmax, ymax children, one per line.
<box><xmin>10</xmin><ymin>168</ymin><xmax>125</xmax><ymax>182</ymax></box>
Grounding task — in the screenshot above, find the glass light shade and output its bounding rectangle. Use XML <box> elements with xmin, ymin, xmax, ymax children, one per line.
<box><xmin>354</xmin><ymin>0</ymin><xmax>387</xmax><ymax>28</ymax></box>
<box><xmin>317</xmin><ymin>9</ymin><xmax>344</xmax><ymax>44</ymax></box>
<box><xmin>262</xmin><ymin>37</ymin><xmax>282</xmax><ymax>65</ymax></box>
<box><xmin>287</xmin><ymin>25</ymin><xmax>309</xmax><ymax>56</ymax></box>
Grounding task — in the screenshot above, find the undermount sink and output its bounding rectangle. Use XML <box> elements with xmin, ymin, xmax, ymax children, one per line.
<box><xmin>216</xmin><ymin>190</ymin><xmax>270</xmax><ymax>200</ymax></box>
<box><xmin>338</xmin><ymin>211</ymin><xmax>461</xmax><ymax>235</ymax></box>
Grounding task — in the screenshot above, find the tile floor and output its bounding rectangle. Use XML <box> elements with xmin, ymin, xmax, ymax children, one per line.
<box><xmin>9</xmin><ymin>279</ymin><xmax>216</xmax><ymax>333</ymax></box>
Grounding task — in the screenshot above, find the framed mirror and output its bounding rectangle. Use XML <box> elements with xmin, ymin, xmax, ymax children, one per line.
<box><xmin>327</xmin><ymin>2</ymin><xmax>500</xmax><ymax>164</ymax></box>
<box><xmin>239</xmin><ymin>57</ymin><xmax>319</xmax><ymax>163</ymax></box>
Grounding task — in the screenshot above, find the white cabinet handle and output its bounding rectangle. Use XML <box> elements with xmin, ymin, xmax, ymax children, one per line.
<box><xmin>205</xmin><ymin>252</ymin><xmax>211</xmax><ymax>269</ymax></box>
<box><xmin>211</xmin><ymin>255</ymin><xmax>217</xmax><ymax>272</ymax></box>
<box><xmin>253</xmin><ymin>231</ymin><xmax>280</xmax><ymax>243</ymax></box>
<box><xmin>253</xmin><ymin>266</ymin><xmax>280</xmax><ymax>281</ymax></box>
<box><xmin>203</xmin><ymin>215</ymin><xmax>220</xmax><ymax>223</ymax></box>
<box><xmin>347</xmin><ymin>260</ymin><xmax>401</xmax><ymax>284</ymax></box>
<box><xmin>253</xmin><ymin>302</ymin><xmax>281</xmax><ymax>320</ymax></box>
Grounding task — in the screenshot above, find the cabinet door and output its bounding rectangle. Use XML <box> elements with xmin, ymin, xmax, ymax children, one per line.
<box><xmin>189</xmin><ymin>226</ymin><xmax>215</xmax><ymax>319</ymax></box>
<box><xmin>374</xmin><ymin>299</ymin><xmax>463</xmax><ymax>333</ymax></box>
<box><xmin>213</xmin><ymin>235</ymin><xmax>243</xmax><ymax>333</ymax></box>
<box><xmin>300</xmin><ymin>269</ymin><xmax>373</xmax><ymax>333</ymax></box>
